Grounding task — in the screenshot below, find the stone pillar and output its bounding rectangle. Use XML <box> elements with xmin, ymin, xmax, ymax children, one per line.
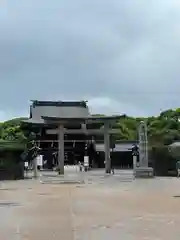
<box><xmin>33</xmin><ymin>156</ymin><xmax>38</xmax><ymax>179</ymax></box>
<box><xmin>138</xmin><ymin>121</ymin><xmax>148</xmax><ymax>167</ymax></box>
<box><xmin>133</xmin><ymin>155</ymin><xmax>137</xmax><ymax>169</ymax></box>
<box><xmin>144</xmin><ymin>123</ymin><xmax>148</xmax><ymax>167</ymax></box>
<box><xmin>135</xmin><ymin>121</ymin><xmax>153</xmax><ymax>178</ymax></box>
<box><xmin>58</xmin><ymin>124</ymin><xmax>64</xmax><ymax>175</ymax></box>
<box><xmin>104</xmin><ymin>121</ymin><xmax>111</xmax><ymax>173</ymax></box>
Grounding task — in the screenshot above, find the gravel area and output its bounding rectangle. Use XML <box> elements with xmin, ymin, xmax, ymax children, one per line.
<box><xmin>0</xmin><ymin>170</ymin><xmax>180</xmax><ymax>239</ymax></box>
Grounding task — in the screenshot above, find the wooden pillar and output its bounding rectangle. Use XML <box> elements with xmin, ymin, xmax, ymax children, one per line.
<box><xmin>104</xmin><ymin>121</ymin><xmax>111</xmax><ymax>173</ymax></box>
<box><xmin>58</xmin><ymin>125</ymin><xmax>64</xmax><ymax>175</ymax></box>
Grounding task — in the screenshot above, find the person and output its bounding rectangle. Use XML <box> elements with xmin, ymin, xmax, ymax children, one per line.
<box><xmin>78</xmin><ymin>161</ymin><xmax>82</xmax><ymax>172</ymax></box>
<box><xmin>111</xmin><ymin>155</ymin><xmax>114</xmax><ymax>175</ymax></box>
<box><xmin>111</xmin><ymin>165</ymin><xmax>114</xmax><ymax>175</ymax></box>
<box><xmin>176</xmin><ymin>160</ymin><xmax>180</xmax><ymax>177</ymax></box>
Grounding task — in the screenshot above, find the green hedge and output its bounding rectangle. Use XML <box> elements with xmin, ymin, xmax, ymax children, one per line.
<box><xmin>0</xmin><ymin>140</ymin><xmax>26</xmax><ymax>151</ymax></box>
<box><xmin>150</xmin><ymin>145</ymin><xmax>176</xmax><ymax>176</ymax></box>
<box><xmin>0</xmin><ymin>140</ymin><xmax>26</xmax><ymax>180</ymax></box>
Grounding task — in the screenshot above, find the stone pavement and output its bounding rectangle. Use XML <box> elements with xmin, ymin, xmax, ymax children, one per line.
<box><xmin>0</xmin><ymin>170</ymin><xmax>180</xmax><ymax>239</ymax></box>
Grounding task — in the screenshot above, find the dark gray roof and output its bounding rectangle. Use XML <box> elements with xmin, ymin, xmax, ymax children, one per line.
<box><xmin>31</xmin><ymin>100</ymin><xmax>88</xmax><ymax>108</ymax></box>
<box><xmin>22</xmin><ymin>115</ymin><xmax>125</xmax><ymax>125</ymax></box>
<box><xmin>41</xmin><ymin>115</ymin><xmax>126</xmax><ymax>123</ymax></box>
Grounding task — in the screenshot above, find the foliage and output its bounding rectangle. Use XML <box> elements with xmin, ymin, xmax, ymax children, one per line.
<box><xmin>0</xmin><ymin>140</ymin><xmax>26</xmax><ymax>151</ymax></box>
<box><xmin>0</xmin><ymin>118</ymin><xmax>28</xmax><ymax>143</ymax></box>
<box><xmin>150</xmin><ymin>145</ymin><xmax>175</xmax><ymax>176</ymax></box>
<box><xmin>0</xmin><ymin>139</ymin><xmax>25</xmax><ymax>180</ymax></box>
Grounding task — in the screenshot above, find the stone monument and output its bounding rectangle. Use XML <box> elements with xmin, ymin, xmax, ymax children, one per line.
<box><xmin>134</xmin><ymin>121</ymin><xmax>154</xmax><ymax>178</ymax></box>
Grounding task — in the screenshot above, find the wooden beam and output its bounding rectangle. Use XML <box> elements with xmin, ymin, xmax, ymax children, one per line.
<box><xmin>46</xmin><ymin>128</ymin><xmax>120</xmax><ymax>135</ymax></box>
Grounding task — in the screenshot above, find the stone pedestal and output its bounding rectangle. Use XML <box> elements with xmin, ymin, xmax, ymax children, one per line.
<box><xmin>134</xmin><ymin>167</ymin><xmax>154</xmax><ymax>178</ymax></box>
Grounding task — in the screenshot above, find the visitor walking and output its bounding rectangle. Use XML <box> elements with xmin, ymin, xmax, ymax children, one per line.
<box><xmin>111</xmin><ymin>165</ymin><xmax>114</xmax><ymax>174</ymax></box>
<box><xmin>111</xmin><ymin>156</ymin><xmax>115</xmax><ymax>175</ymax></box>
<box><xmin>78</xmin><ymin>161</ymin><xmax>83</xmax><ymax>172</ymax></box>
<box><xmin>176</xmin><ymin>160</ymin><xmax>180</xmax><ymax>177</ymax></box>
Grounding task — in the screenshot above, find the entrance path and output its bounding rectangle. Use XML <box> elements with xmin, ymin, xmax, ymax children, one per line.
<box><xmin>1</xmin><ymin>170</ymin><xmax>180</xmax><ymax>239</ymax></box>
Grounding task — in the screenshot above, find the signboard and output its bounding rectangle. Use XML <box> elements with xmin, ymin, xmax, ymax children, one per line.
<box><xmin>84</xmin><ymin>156</ymin><xmax>89</xmax><ymax>167</ymax></box>
<box><xmin>37</xmin><ymin>155</ymin><xmax>43</xmax><ymax>166</ymax></box>
<box><xmin>24</xmin><ymin>162</ymin><xmax>28</xmax><ymax>168</ymax></box>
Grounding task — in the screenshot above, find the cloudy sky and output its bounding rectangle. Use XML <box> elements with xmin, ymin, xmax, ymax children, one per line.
<box><xmin>0</xmin><ymin>0</ymin><xmax>180</xmax><ymax>120</ymax></box>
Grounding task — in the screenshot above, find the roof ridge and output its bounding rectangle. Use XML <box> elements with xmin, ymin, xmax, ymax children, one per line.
<box><xmin>31</xmin><ymin>100</ymin><xmax>88</xmax><ymax>108</ymax></box>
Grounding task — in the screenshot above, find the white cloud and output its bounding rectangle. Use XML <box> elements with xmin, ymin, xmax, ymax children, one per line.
<box><xmin>88</xmin><ymin>97</ymin><xmax>147</xmax><ymax>116</ymax></box>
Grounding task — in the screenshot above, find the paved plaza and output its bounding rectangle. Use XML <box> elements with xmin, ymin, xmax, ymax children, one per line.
<box><xmin>1</xmin><ymin>169</ymin><xmax>180</xmax><ymax>239</ymax></box>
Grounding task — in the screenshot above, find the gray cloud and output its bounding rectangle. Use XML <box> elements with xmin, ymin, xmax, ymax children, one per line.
<box><xmin>0</xmin><ymin>0</ymin><xmax>180</xmax><ymax>119</ymax></box>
